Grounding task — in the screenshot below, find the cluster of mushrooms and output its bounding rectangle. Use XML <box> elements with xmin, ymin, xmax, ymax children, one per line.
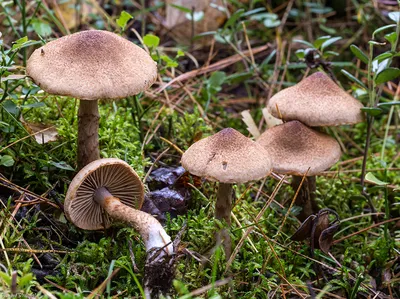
<box><xmin>181</xmin><ymin>71</ymin><xmax>364</xmax><ymax>254</ymax></box>
<box><xmin>26</xmin><ymin>29</ymin><xmax>364</xmax><ymax>298</ymax></box>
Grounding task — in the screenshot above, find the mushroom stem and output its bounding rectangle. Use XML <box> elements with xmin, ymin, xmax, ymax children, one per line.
<box><xmin>94</xmin><ymin>187</ymin><xmax>173</xmax><ymax>255</ymax></box>
<box><xmin>215</xmin><ymin>183</ymin><xmax>233</xmax><ymax>258</ymax></box>
<box><xmin>291</xmin><ymin>176</ymin><xmax>318</xmax><ymax>222</ymax></box>
<box><xmin>215</xmin><ymin>183</ymin><xmax>233</xmax><ymax>225</ymax></box>
<box><xmin>78</xmin><ymin>100</ymin><xmax>100</xmax><ymax>170</ymax></box>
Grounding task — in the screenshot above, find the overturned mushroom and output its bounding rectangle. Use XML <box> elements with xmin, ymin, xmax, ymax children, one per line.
<box><xmin>64</xmin><ymin>158</ymin><xmax>174</xmax><ymax>298</ymax></box>
<box><xmin>27</xmin><ymin>30</ymin><xmax>157</xmax><ymax>169</ymax></box>
<box><xmin>181</xmin><ymin>128</ymin><xmax>272</xmax><ymax>256</ymax></box>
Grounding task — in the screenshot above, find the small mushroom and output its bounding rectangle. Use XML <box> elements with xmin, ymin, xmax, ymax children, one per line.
<box><xmin>26</xmin><ymin>30</ymin><xmax>157</xmax><ymax>169</ymax></box>
<box><xmin>257</xmin><ymin>121</ymin><xmax>341</xmax><ymax>221</ymax></box>
<box><xmin>265</xmin><ymin>72</ymin><xmax>364</xmax><ymax>220</ymax></box>
<box><xmin>181</xmin><ymin>128</ymin><xmax>272</xmax><ymax>256</ymax></box>
<box><xmin>267</xmin><ymin>71</ymin><xmax>364</xmax><ymax>127</ymax></box>
<box><xmin>64</xmin><ymin>158</ymin><xmax>174</xmax><ymax>298</ymax></box>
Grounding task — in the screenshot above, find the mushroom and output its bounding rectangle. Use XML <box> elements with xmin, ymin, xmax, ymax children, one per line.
<box><xmin>64</xmin><ymin>158</ymin><xmax>174</xmax><ymax>298</ymax></box>
<box><xmin>265</xmin><ymin>72</ymin><xmax>364</xmax><ymax>219</ymax></box>
<box><xmin>267</xmin><ymin>71</ymin><xmax>364</xmax><ymax>127</ymax></box>
<box><xmin>181</xmin><ymin>128</ymin><xmax>272</xmax><ymax>256</ymax></box>
<box><xmin>26</xmin><ymin>30</ymin><xmax>157</xmax><ymax>169</ymax></box>
<box><xmin>257</xmin><ymin>121</ymin><xmax>341</xmax><ymax>221</ymax></box>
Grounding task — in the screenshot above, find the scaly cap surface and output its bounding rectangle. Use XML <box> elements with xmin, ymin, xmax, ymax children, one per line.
<box><xmin>181</xmin><ymin>128</ymin><xmax>272</xmax><ymax>183</ymax></box>
<box><xmin>257</xmin><ymin>121</ymin><xmax>341</xmax><ymax>176</ymax></box>
<box><xmin>267</xmin><ymin>72</ymin><xmax>364</xmax><ymax>127</ymax></box>
<box><xmin>27</xmin><ymin>30</ymin><xmax>157</xmax><ymax>100</ymax></box>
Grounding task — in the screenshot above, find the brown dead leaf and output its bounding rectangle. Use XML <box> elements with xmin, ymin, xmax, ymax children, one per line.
<box><xmin>165</xmin><ymin>0</ymin><xmax>226</xmax><ymax>45</ymax></box>
<box><xmin>21</xmin><ymin>118</ymin><xmax>58</xmax><ymax>144</ymax></box>
<box><xmin>50</xmin><ymin>0</ymin><xmax>93</xmax><ymax>30</ymax></box>
<box><xmin>291</xmin><ymin>208</ymin><xmax>340</xmax><ymax>254</ymax></box>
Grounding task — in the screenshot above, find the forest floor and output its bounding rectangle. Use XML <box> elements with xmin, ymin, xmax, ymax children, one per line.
<box><xmin>0</xmin><ymin>0</ymin><xmax>399</xmax><ymax>298</ymax></box>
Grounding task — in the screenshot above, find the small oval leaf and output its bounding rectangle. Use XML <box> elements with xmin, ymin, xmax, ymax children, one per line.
<box><xmin>365</xmin><ymin>172</ymin><xmax>388</xmax><ymax>186</ymax></box>
<box><xmin>350</xmin><ymin>45</ymin><xmax>369</xmax><ymax>64</ymax></box>
<box><xmin>375</xmin><ymin>67</ymin><xmax>400</xmax><ymax>85</ymax></box>
<box><xmin>341</xmin><ymin>69</ymin><xmax>367</xmax><ymax>89</ymax></box>
<box><xmin>360</xmin><ymin>107</ymin><xmax>383</xmax><ymax>116</ymax></box>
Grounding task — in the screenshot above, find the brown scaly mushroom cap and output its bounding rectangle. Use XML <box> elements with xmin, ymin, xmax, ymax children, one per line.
<box><xmin>267</xmin><ymin>72</ymin><xmax>364</xmax><ymax>127</ymax></box>
<box><xmin>65</xmin><ymin>158</ymin><xmax>144</xmax><ymax>230</ymax></box>
<box><xmin>257</xmin><ymin>121</ymin><xmax>341</xmax><ymax>176</ymax></box>
<box><xmin>181</xmin><ymin>128</ymin><xmax>272</xmax><ymax>183</ymax></box>
<box><xmin>26</xmin><ymin>30</ymin><xmax>157</xmax><ymax>100</ymax></box>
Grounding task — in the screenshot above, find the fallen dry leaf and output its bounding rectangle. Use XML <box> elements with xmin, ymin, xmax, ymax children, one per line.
<box><xmin>21</xmin><ymin>118</ymin><xmax>58</xmax><ymax>144</ymax></box>
<box><xmin>165</xmin><ymin>0</ymin><xmax>226</xmax><ymax>45</ymax></box>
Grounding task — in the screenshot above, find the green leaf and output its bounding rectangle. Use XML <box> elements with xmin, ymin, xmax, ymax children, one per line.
<box><xmin>2</xmin><ymin>100</ymin><xmax>19</xmax><ymax>116</ymax></box>
<box><xmin>224</xmin><ymin>9</ymin><xmax>244</xmax><ymax>29</ymax></box>
<box><xmin>50</xmin><ymin>161</ymin><xmax>74</xmax><ymax>171</ymax></box>
<box><xmin>208</xmin><ymin>71</ymin><xmax>226</xmax><ymax>88</ymax></box>
<box><xmin>350</xmin><ymin>44</ymin><xmax>368</xmax><ymax>64</ymax></box>
<box><xmin>373</xmin><ymin>52</ymin><xmax>394</xmax><ymax>63</ymax></box>
<box><xmin>116</xmin><ymin>11</ymin><xmax>133</xmax><ymax>30</ymax></box>
<box><xmin>18</xmin><ymin>273</ymin><xmax>33</xmax><ymax>288</ymax></box>
<box><xmin>263</xmin><ymin>18</ymin><xmax>280</xmax><ymax>28</ymax></box>
<box><xmin>375</xmin><ymin>67</ymin><xmax>400</xmax><ymax>85</ymax></box>
<box><xmin>365</xmin><ymin>172</ymin><xmax>388</xmax><ymax>186</ymax></box>
<box><xmin>323</xmin><ymin>50</ymin><xmax>339</xmax><ymax>57</ymax></box>
<box><xmin>295</xmin><ymin>49</ymin><xmax>305</xmax><ymax>59</ymax></box>
<box><xmin>226</xmin><ymin>72</ymin><xmax>252</xmax><ymax>84</ymax></box>
<box><xmin>0</xmin><ymin>155</ymin><xmax>15</xmax><ymax>167</ymax></box>
<box><xmin>372</xmin><ymin>24</ymin><xmax>396</xmax><ymax>38</ymax></box>
<box><xmin>388</xmin><ymin>12</ymin><xmax>400</xmax><ymax>23</ymax></box>
<box><xmin>242</xmin><ymin>8</ymin><xmax>267</xmax><ymax>17</ymax></box>
<box><xmin>250</xmin><ymin>12</ymin><xmax>277</xmax><ymax>21</ymax></box>
<box><xmin>377</xmin><ymin>101</ymin><xmax>400</xmax><ymax>108</ymax></box>
<box><xmin>321</xmin><ymin>36</ymin><xmax>342</xmax><ymax>51</ymax></box>
<box><xmin>11</xmin><ymin>36</ymin><xmax>28</xmax><ymax>50</ymax></box>
<box><xmin>169</xmin><ymin>3</ymin><xmax>192</xmax><ymax>14</ymax></box>
<box><xmin>0</xmin><ymin>271</ymin><xmax>11</xmax><ymax>286</ymax></box>
<box><xmin>160</xmin><ymin>55</ymin><xmax>178</xmax><ymax>67</ymax></box>
<box><xmin>143</xmin><ymin>34</ymin><xmax>160</xmax><ymax>48</ymax></box>
<box><xmin>31</xmin><ymin>19</ymin><xmax>52</xmax><ymax>37</ymax></box>
<box><xmin>293</xmin><ymin>39</ymin><xmax>315</xmax><ymax>48</ymax></box>
<box><xmin>21</xmin><ymin>102</ymin><xmax>46</xmax><ymax>109</ymax></box>
<box><xmin>319</xmin><ymin>24</ymin><xmax>336</xmax><ymax>35</ymax></box>
<box><xmin>360</xmin><ymin>107</ymin><xmax>383</xmax><ymax>116</ymax></box>
<box><xmin>341</xmin><ymin>69</ymin><xmax>367</xmax><ymax>89</ymax></box>
<box><xmin>384</xmin><ymin>32</ymin><xmax>397</xmax><ymax>45</ymax></box>
<box><xmin>313</xmin><ymin>35</ymin><xmax>331</xmax><ymax>49</ymax></box>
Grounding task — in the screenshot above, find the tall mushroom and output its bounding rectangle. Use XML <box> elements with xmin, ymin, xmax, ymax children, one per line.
<box><xmin>26</xmin><ymin>30</ymin><xmax>157</xmax><ymax>169</ymax></box>
<box><xmin>257</xmin><ymin>121</ymin><xmax>341</xmax><ymax>221</ymax></box>
<box><xmin>64</xmin><ymin>158</ymin><xmax>174</xmax><ymax>298</ymax></box>
<box><xmin>181</xmin><ymin>128</ymin><xmax>272</xmax><ymax>256</ymax></box>
<box><xmin>266</xmin><ymin>72</ymin><xmax>364</xmax><ymax>219</ymax></box>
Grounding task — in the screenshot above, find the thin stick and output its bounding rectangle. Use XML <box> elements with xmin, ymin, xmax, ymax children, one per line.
<box><xmin>333</xmin><ymin>217</ymin><xmax>400</xmax><ymax>244</ymax></box>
